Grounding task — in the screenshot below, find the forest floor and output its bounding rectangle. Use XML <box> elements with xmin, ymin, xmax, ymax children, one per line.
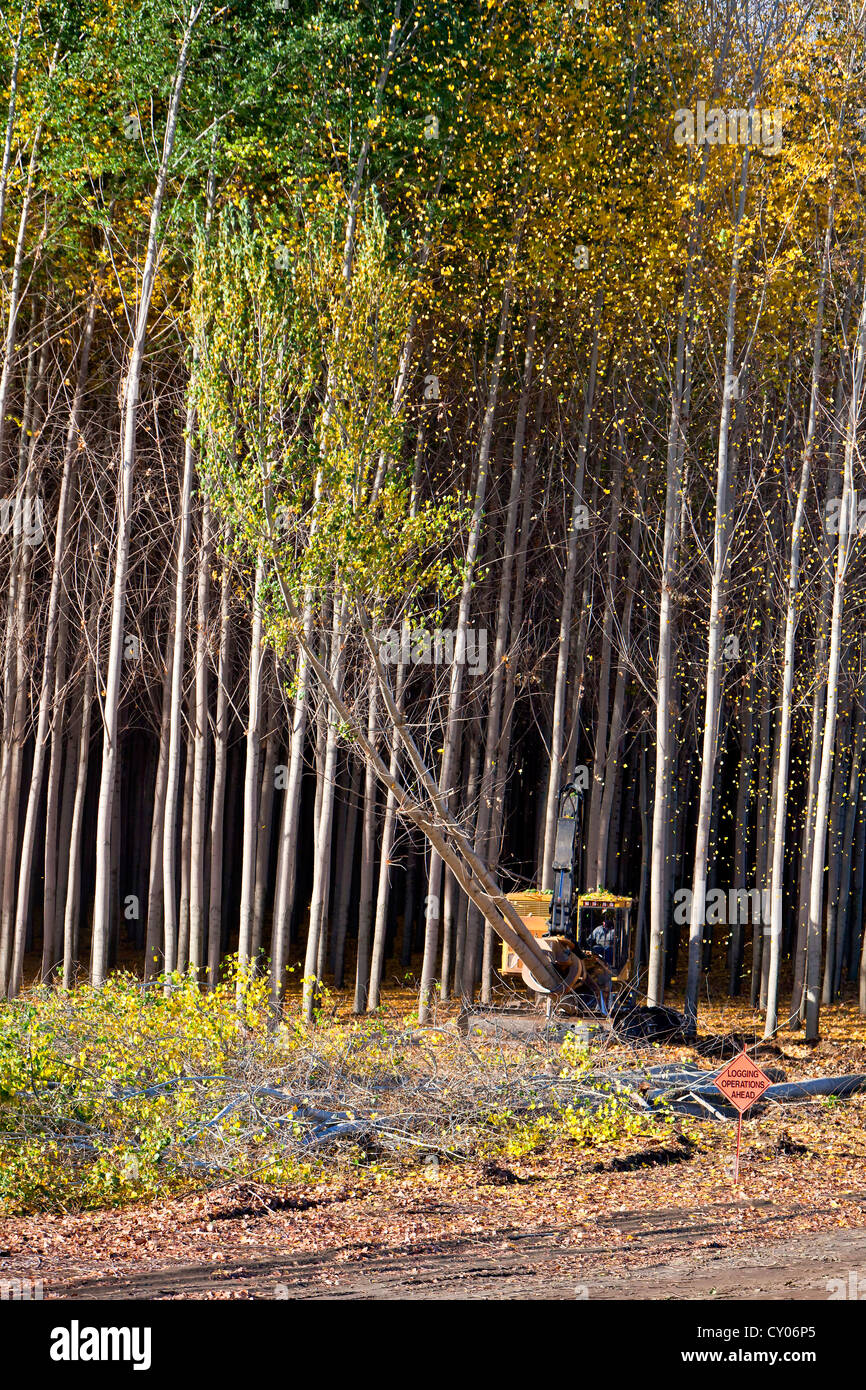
<box><xmin>3</xmin><ymin>981</ymin><xmax>866</xmax><ymax>1300</ymax></box>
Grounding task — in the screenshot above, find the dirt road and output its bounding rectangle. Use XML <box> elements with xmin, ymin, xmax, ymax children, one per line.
<box><xmin>43</xmin><ymin>1202</ymin><xmax>866</xmax><ymax>1301</ymax></box>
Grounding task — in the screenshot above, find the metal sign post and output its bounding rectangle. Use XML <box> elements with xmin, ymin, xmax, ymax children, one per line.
<box><xmin>714</xmin><ymin>1051</ymin><xmax>772</xmax><ymax>1184</ymax></box>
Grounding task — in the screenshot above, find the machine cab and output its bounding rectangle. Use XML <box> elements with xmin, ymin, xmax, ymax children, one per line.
<box><xmin>576</xmin><ymin>894</ymin><xmax>632</xmax><ymax>976</ymax></box>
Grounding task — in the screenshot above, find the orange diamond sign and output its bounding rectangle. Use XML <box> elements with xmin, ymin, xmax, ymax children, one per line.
<box><xmin>714</xmin><ymin>1051</ymin><xmax>772</xmax><ymax>1113</ymax></box>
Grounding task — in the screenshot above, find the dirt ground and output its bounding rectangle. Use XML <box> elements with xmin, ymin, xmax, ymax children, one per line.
<box><xmin>4</xmin><ymin>1180</ymin><xmax>866</xmax><ymax>1300</ymax></box>
<box><xmin>4</xmin><ymin>987</ymin><xmax>866</xmax><ymax>1301</ymax></box>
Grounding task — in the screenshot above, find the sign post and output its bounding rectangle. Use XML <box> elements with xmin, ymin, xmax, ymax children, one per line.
<box><xmin>713</xmin><ymin>1051</ymin><xmax>772</xmax><ymax>1184</ymax></box>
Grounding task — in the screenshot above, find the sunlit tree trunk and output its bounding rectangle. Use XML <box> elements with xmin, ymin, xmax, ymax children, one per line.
<box><xmin>8</xmin><ymin>301</ymin><xmax>96</xmax><ymax>995</ymax></box>
<box><xmin>468</xmin><ymin>313</ymin><xmax>538</xmax><ymax>999</ymax></box>
<box><xmin>206</xmin><ymin>534</ymin><xmax>232</xmax><ymax>989</ymax></box>
<box><xmin>541</xmin><ymin>320</ymin><xmax>600</xmax><ymax>887</ymax></box>
<box><xmin>303</xmin><ymin>595</ymin><xmax>347</xmax><ymax>1019</ymax></box>
<box><xmin>188</xmin><ymin>502</ymin><xmax>210</xmax><ymax>978</ymax></box>
<box><xmin>421</xmin><ymin>252</ymin><xmax>517</xmax><ymax>1019</ymax></box>
<box><xmin>684</xmin><ymin>144</ymin><xmax>751</xmax><ymax>1036</ymax></box>
<box><xmin>252</xmin><ymin>686</ymin><xmax>279</xmax><ymax>966</ymax></box>
<box><xmin>648</xmin><ymin>134</ymin><xmax>712</xmax><ymax>1007</ymax></box>
<box><xmin>92</xmin><ymin>7</ymin><xmax>199</xmax><ymax>985</ymax></box>
<box><xmin>805</xmin><ymin>276</ymin><xmax>866</xmax><ymax>1041</ymax></box>
<box><xmin>353</xmin><ymin>677</ymin><xmax>378</xmax><ymax>1013</ymax></box>
<box><xmin>763</xmin><ymin>234</ymin><xmax>828</xmax><ymax>1034</ymax></box>
<box><xmin>62</xmin><ymin>658</ymin><xmax>94</xmax><ymax>990</ymax></box>
<box><xmin>237</xmin><ymin>557</ymin><xmax>265</xmax><ymax>983</ymax></box>
<box><xmin>270</xmin><ymin>608</ymin><xmax>313</xmax><ymax>1010</ymax></box>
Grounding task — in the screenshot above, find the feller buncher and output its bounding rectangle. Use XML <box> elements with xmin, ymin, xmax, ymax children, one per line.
<box><xmin>499</xmin><ymin>782</ymin><xmax>635</xmax><ymax>1018</ymax></box>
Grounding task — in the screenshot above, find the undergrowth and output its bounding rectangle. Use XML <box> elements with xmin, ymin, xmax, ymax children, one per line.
<box><xmin>0</xmin><ymin>967</ymin><xmax>677</xmax><ymax>1214</ymax></box>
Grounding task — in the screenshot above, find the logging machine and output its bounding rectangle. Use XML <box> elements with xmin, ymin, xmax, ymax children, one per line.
<box><xmin>500</xmin><ymin>781</ymin><xmax>633</xmax><ymax>1014</ymax></box>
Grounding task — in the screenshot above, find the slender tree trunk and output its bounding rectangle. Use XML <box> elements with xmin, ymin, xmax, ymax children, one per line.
<box><xmin>237</xmin><ymin>558</ymin><xmax>266</xmax><ymax>983</ymax></box>
<box><xmin>420</xmin><ymin>249</ymin><xmax>518</xmax><ymax>1018</ymax></box>
<box><xmin>331</xmin><ymin>759</ymin><xmax>361</xmax><ymax>988</ymax></box>
<box><xmin>729</xmin><ymin>673</ymin><xmax>755</xmax><ymax>995</ymax></box>
<box><xmin>805</xmin><ymin>277</ymin><xmax>866</xmax><ymax>1041</ymax></box>
<box><xmin>91</xmin><ymin>7</ymin><xmax>199</xmax><ymax>985</ymax></box>
<box><xmin>0</xmin><ymin>91</ymin><xmax>52</xmax><ymax>465</ymax></box>
<box><xmin>188</xmin><ymin>502</ymin><xmax>210</xmax><ymax>978</ymax></box>
<box><xmin>8</xmin><ymin>303</ymin><xmax>96</xmax><ymax>994</ymax></box>
<box><xmin>62</xmin><ymin>660</ymin><xmax>94</xmax><ymax>990</ymax></box>
<box><xmin>822</xmin><ymin>711</ymin><xmax>850</xmax><ymax>1006</ymax></box>
<box><xmin>834</xmin><ymin>696</ymin><xmax>864</xmax><ymax>995</ymax></box>
<box><xmin>270</xmin><ymin>612</ymin><xmax>313</xmax><ymax>1008</ymax></box>
<box><xmin>648</xmin><ymin>143</ymin><xmax>712</xmax><ymax>1007</ymax></box>
<box><xmin>595</xmin><ymin>499</ymin><xmax>640</xmax><ymax>888</ymax></box>
<box><xmin>764</xmin><ymin>230</ymin><xmax>830</xmax><ymax>1034</ymax></box>
<box><xmin>42</xmin><ymin>605</ymin><xmax>69</xmax><ymax>983</ymax></box>
<box><xmin>633</xmin><ymin>735</ymin><xmax>651</xmax><ymax>986</ymax></box>
<box><xmin>206</xmin><ymin>534</ymin><xmax>232</xmax><ymax>989</ymax></box>
<box><xmin>541</xmin><ymin>322</ymin><xmax>600</xmax><ymax>886</ymax></box>
<box><xmin>52</xmin><ymin>690</ymin><xmax>77</xmax><ymax>977</ymax></box>
<box><xmin>353</xmin><ymin>677</ymin><xmax>378</xmax><ymax>1013</ymax></box>
<box><xmin>848</xmin><ymin>743</ymin><xmax>866</xmax><ymax>1007</ymax></box>
<box><xmin>684</xmin><ymin>144</ymin><xmax>751</xmax><ymax>1036</ymax></box>
<box><xmin>0</xmin><ymin>329</ymin><xmax>44</xmax><ymax>994</ymax></box>
<box><xmin>368</xmin><ymin>666</ymin><xmax>407</xmax><ymax>1010</ymax></box>
<box><xmin>303</xmin><ymin>596</ymin><xmax>347</xmax><ymax>1019</ymax></box>
<box><xmin>586</xmin><ymin>447</ymin><xmax>622</xmax><ymax>886</ymax></box>
<box><xmin>488</xmin><ymin>441</ymin><xmax>538</xmax><ymax>881</ymax></box>
<box><xmin>252</xmin><ymin>686</ymin><xmax>279</xmax><ymax>965</ymax></box>
<box><xmin>176</xmin><ymin>735</ymin><xmax>194</xmax><ymax>973</ymax></box>
<box><xmin>144</xmin><ymin>583</ymin><xmax>177</xmax><ymax>981</ymax></box>
<box><xmin>401</xmin><ymin>847</ymin><xmax>416</xmax><ymax>968</ymax></box>
<box><xmin>472</xmin><ymin>318</ymin><xmax>538</xmax><ymax>997</ymax></box>
<box><xmin>792</xmin><ymin>450</ymin><xmax>843</xmax><ymax>1020</ymax></box>
<box><xmin>0</xmin><ymin>0</ymin><xmax>28</xmax><ymax>244</ymax></box>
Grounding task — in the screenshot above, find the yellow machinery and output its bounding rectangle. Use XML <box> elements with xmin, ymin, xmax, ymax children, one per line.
<box><xmin>500</xmin><ymin>891</ymin><xmax>634</xmax><ymax>978</ymax></box>
<box><xmin>498</xmin><ymin>784</ymin><xmax>633</xmax><ymax>1012</ymax></box>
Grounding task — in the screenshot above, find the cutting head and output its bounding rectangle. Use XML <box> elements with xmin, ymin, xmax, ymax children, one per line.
<box><xmin>520</xmin><ymin>934</ymin><xmax>586</xmax><ymax>995</ymax></box>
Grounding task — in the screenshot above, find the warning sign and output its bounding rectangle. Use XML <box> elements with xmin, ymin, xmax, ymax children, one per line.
<box><xmin>714</xmin><ymin>1051</ymin><xmax>772</xmax><ymax>1113</ymax></box>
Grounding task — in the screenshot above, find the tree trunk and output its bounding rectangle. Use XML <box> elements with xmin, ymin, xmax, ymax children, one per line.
<box><xmin>91</xmin><ymin>7</ymin><xmax>199</xmax><ymax>985</ymax></box>
<box><xmin>270</xmin><ymin>608</ymin><xmax>313</xmax><ymax>1009</ymax></box>
<box><xmin>595</xmin><ymin>506</ymin><xmax>640</xmax><ymax>889</ymax></box>
<box><xmin>822</xmin><ymin>710</ymin><xmax>850</xmax><ymax>1006</ymax></box>
<box><xmin>729</xmin><ymin>673</ymin><xmax>755</xmax><ymax>995</ymax></box>
<box><xmin>368</xmin><ymin>666</ymin><xmax>407</xmax><ymax>1010</ymax></box>
<box><xmin>420</xmin><ymin>248</ymin><xmax>518</xmax><ymax>1019</ymax></box>
<box><xmin>252</xmin><ymin>685</ymin><xmax>279</xmax><ymax>965</ymax></box>
<box><xmin>834</xmin><ymin>694</ymin><xmax>864</xmax><ymax>995</ymax></box>
<box><xmin>541</xmin><ymin>320</ymin><xmax>600</xmax><ymax>886</ymax></box>
<box><xmin>206</xmin><ymin>533</ymin><xmax>232</xmax><ymax>989</ymax></box>
<box><xmin>805</xmin><ymin>277</ymin><xmax>866</xmax><ymax>1040</ymax></box>
<box><xmin>62</xmin><ymin>660</ymin><xmax>94</xmax><ymax>989</ymax></box>
<box><xmin>11</xmin><ymin>299</ymin><xmax>96</xmax><ymax>992</ymax></box>
<box><xmin>684</xmin><ymin>143</ymin><xmax>751</xmax><ymax>1036</ymax></box>
<box><xmin>0</xmin><ymin>328</ymin><xmax>45</xmax><ymax>995</ymax></box>
<box><xmin>237</xmin><ymin>557</ymin><xmax>266</xmax><ymax>981</ymax></box>
<box><xmin>176</xmin><ymin>734</ymin><xmax>194</xmax><ymax>973</ymax></box>
<box><xmin>303</xmin><ymin>595</ymin><xmax>347</xmax><ymax>1019</ymax></box>
<box><xmin>648</xmin><ymin>142</ymin><xmax>713</xmax><ymax>1007</ymax></box>
<box><xmin>467</xmin><ymin>313</ymin><xmax>538</xmax><ymax>997</ymax></box>
<box><xmin>330</xmin><ymin>759</ymin><xmax>361</xmax><ymax>988</ymax></box>
<box><xmin>353</xmin><ymin>677</ymin><xmax>378</xmax><ymax>1013</ymax></box>
<box><xmin>188</xmin><ymin>501</ymin><xmax>211</xmax><ymax>978</ymax></box>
